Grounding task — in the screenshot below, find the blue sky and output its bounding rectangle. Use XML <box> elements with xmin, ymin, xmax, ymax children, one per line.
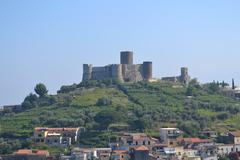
<box><xmin>1</xmin><ymin>0</ymin><xmax>240</xmax><ymax>106</ymax></box>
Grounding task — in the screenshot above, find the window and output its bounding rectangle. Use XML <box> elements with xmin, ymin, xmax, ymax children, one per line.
<box><xmin>143</xmin><ymin>141</ymin><xmax>145</xmax><ymax>145</ymax></box>
<box><xmin>148</xmin><ymin>141</ymin><xmax>151</xmax><ymax>145</ymax></box>
<box><xmin>136</xmin><ymin>141</ymin><xmax>138</xmax><ymax>145</ymax></box>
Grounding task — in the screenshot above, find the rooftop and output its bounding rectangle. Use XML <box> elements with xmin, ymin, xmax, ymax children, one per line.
<box><xmin>112</xmin><ymin>150</ymin><xmax>129</xmax><ymax>154</ymax></box>
<box><xmin>15</xmin><ymin>149</ymin><xmax>32</xmax><ymax>155</ymax></box>
<box><xmin>229</xmin><ymin>131</ymin><xmax>240</xmax><ymax>137</ymax></box>
<box><xmin>134</xmin><ymin>145</ymin><xmax>149</xmax><ymax>151</ymax></box>
<box><xmin>178</xmin><ymin>138</ymin><xmax>212</xmax><ymax>143</ymax></box>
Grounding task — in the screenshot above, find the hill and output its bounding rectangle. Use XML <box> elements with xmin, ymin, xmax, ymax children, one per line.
<box><xmin>1</xmin><ymin>79</ymin><xmax>240</xmax><ymax>154</ymax></box>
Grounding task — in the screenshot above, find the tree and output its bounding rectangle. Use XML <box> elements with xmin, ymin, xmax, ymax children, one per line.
<box><xmin>208</xmin><ymin>82</ymin><xmax>220</xmax><ymax>93</ymax></box>
<box><xmin>94</xmin><ymin>110</ymin><xmax>121</xmax><ymax>130</ymax></box>
<box><xmin>21</xmin><ymin>93</ymin><xmax>38</xmax><ymax>110</ymax></box>
<box><xmin>34</xmin><ymin>83</ymin><xmax>48</xmax><ymax>97</ymax></box>
<box><xmin>186</xmin><ymin>86</ymin><xmax>194</xmax><ymax>96</ymax></box>
<box><xmin>96</xmin><ymin>97</ymin><xmax>112</xmax><ymax>106</ymax></box>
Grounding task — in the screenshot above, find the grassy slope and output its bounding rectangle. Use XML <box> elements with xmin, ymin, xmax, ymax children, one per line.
<box><xmin>1</xmin><ymin>81</ymin><xmax>240</xmax><ymax>145</ymax></box>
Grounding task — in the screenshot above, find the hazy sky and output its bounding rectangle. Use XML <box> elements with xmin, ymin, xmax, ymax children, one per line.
<box><xmin>1</xmin><ymin>0</ymin><xmax>240</xmax><ymax>106</ymax></box>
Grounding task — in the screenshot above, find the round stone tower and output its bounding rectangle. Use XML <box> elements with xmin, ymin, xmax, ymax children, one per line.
<box><xmin>143</xmin><ymin>61</ymin><xmax>153</xmax><ymax>80</ymax></box>
<box><xmin>120</xmin><ymin>51</ymin><xmax>133</xmax><ymax>65</ymax></box>
<box><xmin>111</xmin><ymin>64</ymin><xmax>123</xmax><ymax>82</ymax></box>
<box><xmin>82</xmin><ymin>64</ymin><xmax>92</xmax><ymax>81</ymax></box>
<box><xmin>180</xmin><ymin>67</ymin><xmax>190</xmax><ymax>84</ymax></box>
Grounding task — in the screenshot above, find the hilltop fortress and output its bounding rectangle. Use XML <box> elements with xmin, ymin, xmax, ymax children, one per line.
<box><xmin>82</xmin><ymin>51</ymin><xmax>190</xmax><ymax>84</ymax></box>
<box><xmin>82</xmin><ymin>51</ymin><xmax>152</xmax><ymax>82</ymax></box>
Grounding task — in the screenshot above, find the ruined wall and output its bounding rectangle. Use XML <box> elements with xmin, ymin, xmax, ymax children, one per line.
<box><xmin>122</xmin><ymin>64</ymin><xmax>144</xmax><ymax>82</ymax></box>
<box><xmin>82</xmin><ymin>63</ymin><xmax>152</xmax><ymax>82</ymax></box>
<box><xmin>83</xmin><ymin>64</ymin><xmax>124</xmax><ymax>82</ymax></box>
<box><xmin>161</xmin><ymin>67</ymin><xmax>191</xmax><ymax>84</ymax></box>
<box><xmin>162</xmin><ymin>77</ymin><xmax>178</xmax><ymax>83</ymax></box>
<box><xmin>91</xmin><ymin>66</ymin><xmax>108</xmax><ymax>80</ymax></box>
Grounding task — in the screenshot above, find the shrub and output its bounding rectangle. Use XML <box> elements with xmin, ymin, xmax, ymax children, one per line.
<box><xmin>96</xmin><ymin>97</ymin><xmax>112</xmax><ymax>106</ymax></box>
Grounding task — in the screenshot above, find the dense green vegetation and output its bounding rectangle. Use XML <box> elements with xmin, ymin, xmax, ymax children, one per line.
<box><xmin>1</xmin><ymin>79</ymin><xmax>240</xmax><ymax>154</ymax></box>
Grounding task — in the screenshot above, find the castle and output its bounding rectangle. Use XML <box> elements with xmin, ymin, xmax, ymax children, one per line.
<box><xmin>82</xmin><ymin>51</ymin><xmax>152</xmax><ymax>82</ymax></box>
<box><xmin>161</xmin><ymin>67</ymin><xmax>191</xmax><ymax>84</ymax></box>
<box><xmin>82</xmin><ymin>51</ymin><xmax>190</xmax><ymax>84</ymax></box>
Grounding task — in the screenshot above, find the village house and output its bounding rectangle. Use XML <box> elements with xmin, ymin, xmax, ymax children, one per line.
<box><xmin>229</xmin><ymin>131</ymin><xmax>240</xmax><ymax>144</ymax></box>
<box><xmin>130</xmin><ymin>145</ymin><xmax>149</xmax><ymax>160</ymax></box>
<box><xmin>196</xmin><ymin>144</ymin><xmax>218</xmax><ymax>160</ymax></box>
<box><xmin>200</xmin><ymin>131</ymin><xmax>218</xmax><ymax>138</ymax></box>
<box><xmin>34</xmin><ymin>127</ymin><xmax>83</xmax><ymax>146</ymax></box>
<box><xmin>217</xmin><ymin>143</ymin><xmax>240</xmax><ymax>156</ymax></box>
<box><xmin>177</xmin><ymin>138</ymin><xmax>213</xmax><ymax>149</ymax></box>
<box><xmin>160</xmin><ymin>128</ymin><xmax>182</xmax><ymax>146</ymax></box>
<box><xmin>0</xmin><ymin>149</ymin><xmax>50</xmax><ymax>160</ymax></box>
<box><xmin>111</xmin><ymin>150</ymin><xmax>130</xmax><ymax>160</ymax></box>
<box><xmin>69</xmin><ymin>147</ymin><xmax>112</xmax><ymax>160</ymax></box>
<box><xmin>117</xmin><ymin>133</ymin><xmax>158</xmax><ymax>149</ymax></box>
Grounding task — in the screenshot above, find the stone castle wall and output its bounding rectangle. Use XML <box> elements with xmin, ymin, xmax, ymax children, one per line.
<box><xmin>122</xmin><ymin>64</ymin><xmax>143</xmax><ymax>82</ymax></box>
<box><xmin>82</xmin><ymin>64</ymin><xmax>145</xmax><ymax>82</ymax></box>
<box><xmin>161</xmin><ymin>67</ymin><xmax>191</xmax><ymax>84</ymax></box>
<box><xmin>82</xmin><ymin>51</ymin><xmax>152</xmax><ymax>83</ymax></box>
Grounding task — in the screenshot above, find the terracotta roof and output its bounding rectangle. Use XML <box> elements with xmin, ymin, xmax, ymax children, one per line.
<box><xmin>15</xmin><ymin>149</ymin><xmax>32</xmax><ymax>155</ymax></box>
<box><xmin>230</xmin><ymin>131</ymin><xmax>240</xmax><ymax>137</ymax></box>
<box><xmin>36</xmin><ymin>150</ymin><xmax>49</xmax><ymax>156</ymax></box>
<box><xmin>134</xmin><ymin>145</ymin><xmax>149</xmax><ymax>151</ymax></box>
<box><xmin>112</xmin><ymin>150</ymin><xmax>128</xmax><ymax>154</ymax></box>
<box><xmin>178</xmin><ymin>138</ymin><xmax>211</xmax><ymax>143</ymax></box>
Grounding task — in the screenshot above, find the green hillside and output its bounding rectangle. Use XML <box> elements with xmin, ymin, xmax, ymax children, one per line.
<box><xmin>1</xmin><ymin>79</ymin><xmax>240</xmax><ymax>154</ymax></box>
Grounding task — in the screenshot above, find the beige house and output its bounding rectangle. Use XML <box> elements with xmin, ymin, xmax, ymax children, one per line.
<box><xmin>34</xmin><ymin>127</ymin><xmax>83</xmax><ymax>146</ymax></box>
<box><xmin>229</xmin><ymin>131</ymin><xmax>240</xmax><ymax>144</ymax></box>
<box><xmin>118</xmin><ymin>133</ymin><xmax>158</xmax><ymax>148</ymax></box>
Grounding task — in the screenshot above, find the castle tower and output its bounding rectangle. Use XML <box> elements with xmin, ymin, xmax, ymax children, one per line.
<box><xmin>111</xmin><ymin>64</ymin><xmax>123</xmax><ymax>82</ymax></box>
<box><xmin>180</xmin><ymin>67</ymin><xmax>190</xmax><ymax>84</ymax></box>
<box><xmin>143</xmin><ymin>61</ymin><xmax>153</xmax><ymax>80</ymax></box>
<box><xmin>82</xmin><ymin>64</ymin><xmax>92</xmax><ymax>81</ymax></box>
<box><xmin>120</xmin><ymin>51</ymin><xmax>133</xmax><ymax>65</ymax></box>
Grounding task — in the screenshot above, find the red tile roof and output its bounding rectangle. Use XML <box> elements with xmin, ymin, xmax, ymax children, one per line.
<box><xmin>15</xmin><ymin>149</ymin><xmax>32</xmax><ymax>155</ymax></box>
<box><xmin>230</xmin><ymin>131</ymin><xmax>240</xmax><ymax>137</ymax></box>
<box><xmin>178</xmin><ymin>138</ymin><xmax>211</xmax><ymax>143</ymax></box>
<box><xmin>112</xmin><ymin>150</ymin><xmax>128</xmax><ymax>154</ymax></box>
<box><xmin>36</xmin><ymin>150</ymin><xmax>49</xmax><ymax>156</ymax></box>
<box><xmin>134</xmin><ymin>145</ymin><xmax>149</xmax><ymax>151</ymax></box>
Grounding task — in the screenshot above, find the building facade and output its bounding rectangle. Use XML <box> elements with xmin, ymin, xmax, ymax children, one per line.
<box><xmin>34</xmin><ymin>127</ymin><xmax>83</xmax><ymax>146</ymax></box>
